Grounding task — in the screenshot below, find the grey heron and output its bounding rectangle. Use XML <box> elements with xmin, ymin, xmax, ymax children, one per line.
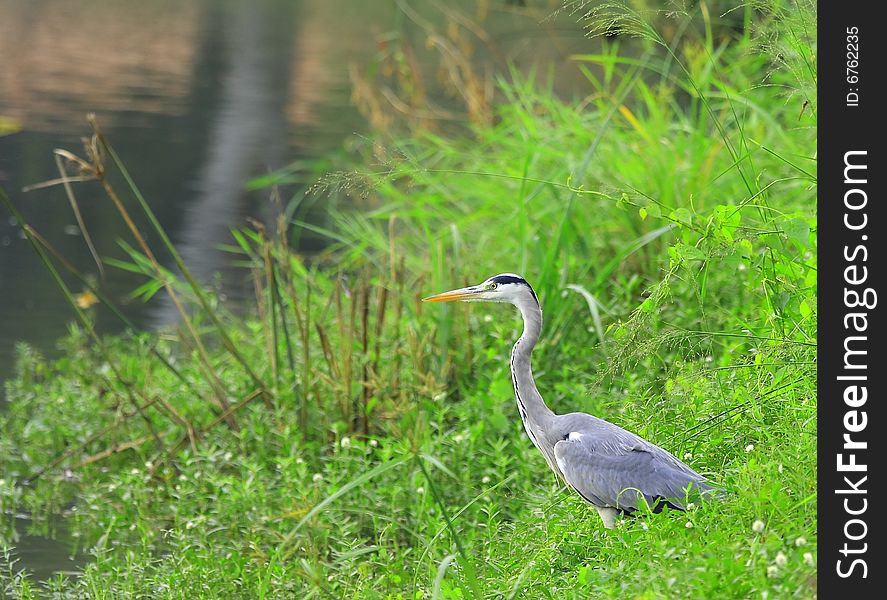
<box><xmin>423</xmin><ymin>273</ymin><xmax>718</xmax><ymax>528</ymax></box>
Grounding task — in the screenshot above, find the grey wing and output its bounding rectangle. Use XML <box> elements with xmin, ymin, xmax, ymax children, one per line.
<box><xmin>553</xmin><ymin>429</ymin><xmax>711</xmax><ymax>512</ymax></box>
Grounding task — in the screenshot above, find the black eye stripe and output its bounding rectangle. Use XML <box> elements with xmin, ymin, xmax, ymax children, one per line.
<box><xmin>490</xmin><ymin>275</ymin><xmax>526</xmax><ymax>285</ymax></box>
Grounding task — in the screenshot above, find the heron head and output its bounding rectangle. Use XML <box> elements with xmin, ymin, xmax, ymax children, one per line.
<box><xmin>422</xmin><ymin>273</ymin><xmax>539</xmax><ymax>306</ymax></box>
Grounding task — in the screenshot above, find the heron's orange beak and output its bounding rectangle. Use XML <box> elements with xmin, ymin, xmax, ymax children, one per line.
<box><xmin>421</xmin><ymin>286</ymin><xmax>477</xmax><ymax>303</ymax></box>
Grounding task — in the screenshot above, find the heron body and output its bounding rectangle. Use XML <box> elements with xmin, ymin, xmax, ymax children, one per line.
<box><xmin>423</xmin><ymin>273</ymin><xmax>717</xmax><ymax>529</ymax></box>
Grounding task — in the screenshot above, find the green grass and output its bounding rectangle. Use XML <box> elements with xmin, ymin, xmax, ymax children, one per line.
<box><xmin>1</xmin><ymin>1</ymin><xmax>816</xmax><ymax>597</ymax></box>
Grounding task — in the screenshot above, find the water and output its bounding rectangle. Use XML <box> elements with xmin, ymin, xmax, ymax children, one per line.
<box><xmin>0</xmin><ymin>0</ymin><xmax>375</xmax><ymax>389</ymax></box>
<box><xmin>5</xmin><ymin>515</ymin><xmax>83</xmax><ymax>582</ymax></box>
<box><xmin>0</xmin><ymin>0</ymin><xmax>592</xmax><ymax>581</ymax></box>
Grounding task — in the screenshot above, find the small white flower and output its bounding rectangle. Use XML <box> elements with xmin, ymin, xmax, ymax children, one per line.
<box><xmin>767</xmin><ymin>565</ymin><xmax>779</xmax><ymax>578</ymax></box>
<box><xmin>416</xmin><ymin>486</ymin><xmax>425</xmax><ymax>494</ymax></box>
<box><xmin>185</xmin><ymin>521</ymin><xmax>195</xmax><ymax>529</ymax></box>
<box><xmin>453</xmin><ymin>434</ymin><xmax>465</xmax><ymax>444</ymax></box>
<box><xmin>223</xmin><ymin>452</ymin><xmax>233</xmax><ymax>461</ymax></box>
<box><xmin>704</xmin><ymin>355</ymin><xmax>713</xmax><ymax>363</ymax></box>
<box><xmin>178</xmin><ymin>474</ymin><xmax>188</xmax><ymax>482</ymax></box>
<box><xmin>684</xmin><ymin>452</ymin><xmax>693</xmax><ymax>460</ymax></box>
<box><xmin>685</xmin><ymin>521</ymin><xmax>694</xmax><ymax>529</ymax></box>
<box><xmin>738</xmin><ymin>263</ymin><xmax>747</xmax><ymax>272</ymax></box>
<box><xmin>369</xmin><ymin>439</ymin><xmax>378</xmax><ymax>447</ymax></box>
<box><xmin>686</xmin><ymin>502</ymin><xmax>696</xmax><ymax>510</ymax></box>
<box><xmin>778</xmin><ymin>464</ymin><xmax>784</xmax><ymax>473</ymax></box>
<box><xmin>752</xmin><ymin>520</ymin><xmax>765</xmax><ymax>533</ymax></box>
<box><xmin>130</xmin><ymin>468</ymin><xmax>140</xmax><ymax>475</ymax></box>
<box><xmin>794</xmin><ymin>537</ymin><xmax>807</xmax><ymax>547</ymax></box>
<box><xmin>641</xmin><ymin>522</ymin><xmax>649</xmax><ymax>530</ymax></box>
<box><xmin>433</xmin><ymin>393</ymin><xmax>446</xmax><ymax>402</ymax></box>
<box><xmin>144</xmin><ymin>461</ymin><xmax>153</xmax><ymax>469</ymax></box>
<box><xmin>340</xmin><ymin>436</ymin><xmax>351</xmax><ymax>449</ymax></box>
<box><xmin>481</xmin><ymin>476</ymin><xmax>491</xmax><ymax>484</ymax></box>
<box><xmin>803</xmin><ymin>552</ymin><xmax>814</xmax><ymax>566</ymax></box>
<box><xmin>312</xmin><ymin>473</ymin><xmax>323</xmax><ymax>483</ymax></box>
<box><xmin>0</xmin><ymin>479</ymin><xmax>5</xmax><ymax>486</ymax></box>
<box><xmin>483</xmin><ymin>314</ymin><xmax>493</xmax><ymax>323</ymax></box>
<box><xmin>775</xmin><ymin>551</ymin><xmax>787</xmax><ymax>566</ymax></box>
<box><xmin>296</xmin><ymin>457</ymin><xmax>305</xmax><ymax>464</ymax></box>
<box><xmin>745</xmin><ymin>444</ymin><xmax>755</xmax><ymax>453</ymax></box>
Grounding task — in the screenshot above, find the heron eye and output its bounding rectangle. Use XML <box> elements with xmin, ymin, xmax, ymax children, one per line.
<box><xmin>486</xmin><ymin>282</ymin><xmax>498</xmax><ymax>290</ymax></box>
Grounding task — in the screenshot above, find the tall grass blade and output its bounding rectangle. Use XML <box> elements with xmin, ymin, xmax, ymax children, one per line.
<box><xmin>281</xmin><ymin>455</ymin><xmax>410</xmax><ymax>548</ymax></box>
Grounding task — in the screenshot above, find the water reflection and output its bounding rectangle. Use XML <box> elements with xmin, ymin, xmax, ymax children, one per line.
<box><xmin>154</xmin><ymin>1</ymin><xmax>299</xmax><ymax>324</ymax></box>
<box><xmin>0</xmin><ymin>1</ymin><xmax>199</xmax><ymax>133</ymax></box>
<box><xmin>4</xmin><ymin>515</ymin><xmax>85</xmax><ymax>583</ymax></box>
<box><xmin>0</xmin><ymin>0</ymin><xmax>372</xmax><ymax>382</ymax></box>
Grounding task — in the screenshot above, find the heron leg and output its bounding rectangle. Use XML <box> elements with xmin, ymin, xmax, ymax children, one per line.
<box><xmin>594</xmin><ymin>506</ymin><xmax>618</xmax><ymax>529</ymax></box>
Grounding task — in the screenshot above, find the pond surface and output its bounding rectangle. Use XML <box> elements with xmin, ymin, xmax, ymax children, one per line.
<box><xmin>0</xmin><ymin>0</ymin><xmax>378</xmax><ymax>392</ymax></box>
<box><xmin>0</xmin><ymin>0</ymin><xmax>592</xmax><ymax>582</ymax></box>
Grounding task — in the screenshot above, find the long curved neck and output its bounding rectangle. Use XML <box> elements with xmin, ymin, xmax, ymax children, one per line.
<box><xmin>510</xmin><ymin>298</ymin><xmax>554</xmax><ymax>427</ymax></box>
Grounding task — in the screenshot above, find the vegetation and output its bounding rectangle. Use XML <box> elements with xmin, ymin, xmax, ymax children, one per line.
<box><xmin>2</xmin><ymin>1</ymin><xmax>816</xmax><ymax>597</ymax></box>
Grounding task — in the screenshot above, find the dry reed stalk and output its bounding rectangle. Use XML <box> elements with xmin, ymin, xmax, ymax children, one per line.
<box><xmin>90</xmin><ymin>116</ymin><xmax>273</xmax><ymax>407</ymax></box>
<box><xmin>286</xmin><ymin>274</ymin><xmax>312</xmax><ymax>435</ymax></box>
<box><xmin>256</xmin><ymin>224</ymin><xmax>282</xmax><ymax>392</ymax></box>
<box><xmin>65</xmin><ymin>137</ymin><xmax>238</xmax><ymax>428</ymax></box>
<box><xmin>303</xmin><ymin>283</ymin><xmax>312</xmax><ymax>433</ymax></box>
<box><xmin>149</xmin><ymin>388</ymin><xmax>265</xmax><ymax>475</ymax></box>
<box><xmin>52</xmin><ymin>152</ymin><xmax>104</xmax><ymax>278</ymax></box>
<box><xmin>369</xmin><ymin>286</ymin><xmax>388</xmax><ymax>432</ymax></box>
<box><xmin>154</xmin><ymin>396</ymin><xmax>199</xmax><ymax>453</ymax></box>
<box><xmin>348</xmin><ymin>278</ymin><xmax>358</xmax><ymax>428</ymax></box>
<box><xmin>314</xmin><ymin>323</ymin><xmax>339</xmax><ymax>381</ymax></box>
<box><xmin>335</xmin><ymin>279</ymin><xmax>350</xmax><ymax>424</ymax></box>
<box><xmin>23</xmin><ymin>225</ymin><xmax>206</xmax><ymax>402</ymax></box>
<box><xmin>2</xmin><ymin>187</ymin><xmax>170</xmax><ymax>454</ymax></box>
<box><xmin>393</xmin><ymin>257</ymin><xmax>406</xmax><ymax>404</ymax></box>
<box><xmin>359</xmin><ymin>280</ymin><xmax>370</xmax><ymax>435</ymax></box>
<box><xmin>25</xmin><ymin>395</ymin><xmax>163</xmax><ymax>483</ymax></box>
<box><xmin>75</xmin><ymin>433</ymin><xmax>169</xmax><ymax>469</ymax></box>
<box><xmin>253</xmin><ymin>266</ymin><xmax>276</xmax><ymax>385</ymax></box>
<box><xmin>265</xmin><ymin>235</ymin><xmax>298</xmax><ymax>412</ymax></box>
